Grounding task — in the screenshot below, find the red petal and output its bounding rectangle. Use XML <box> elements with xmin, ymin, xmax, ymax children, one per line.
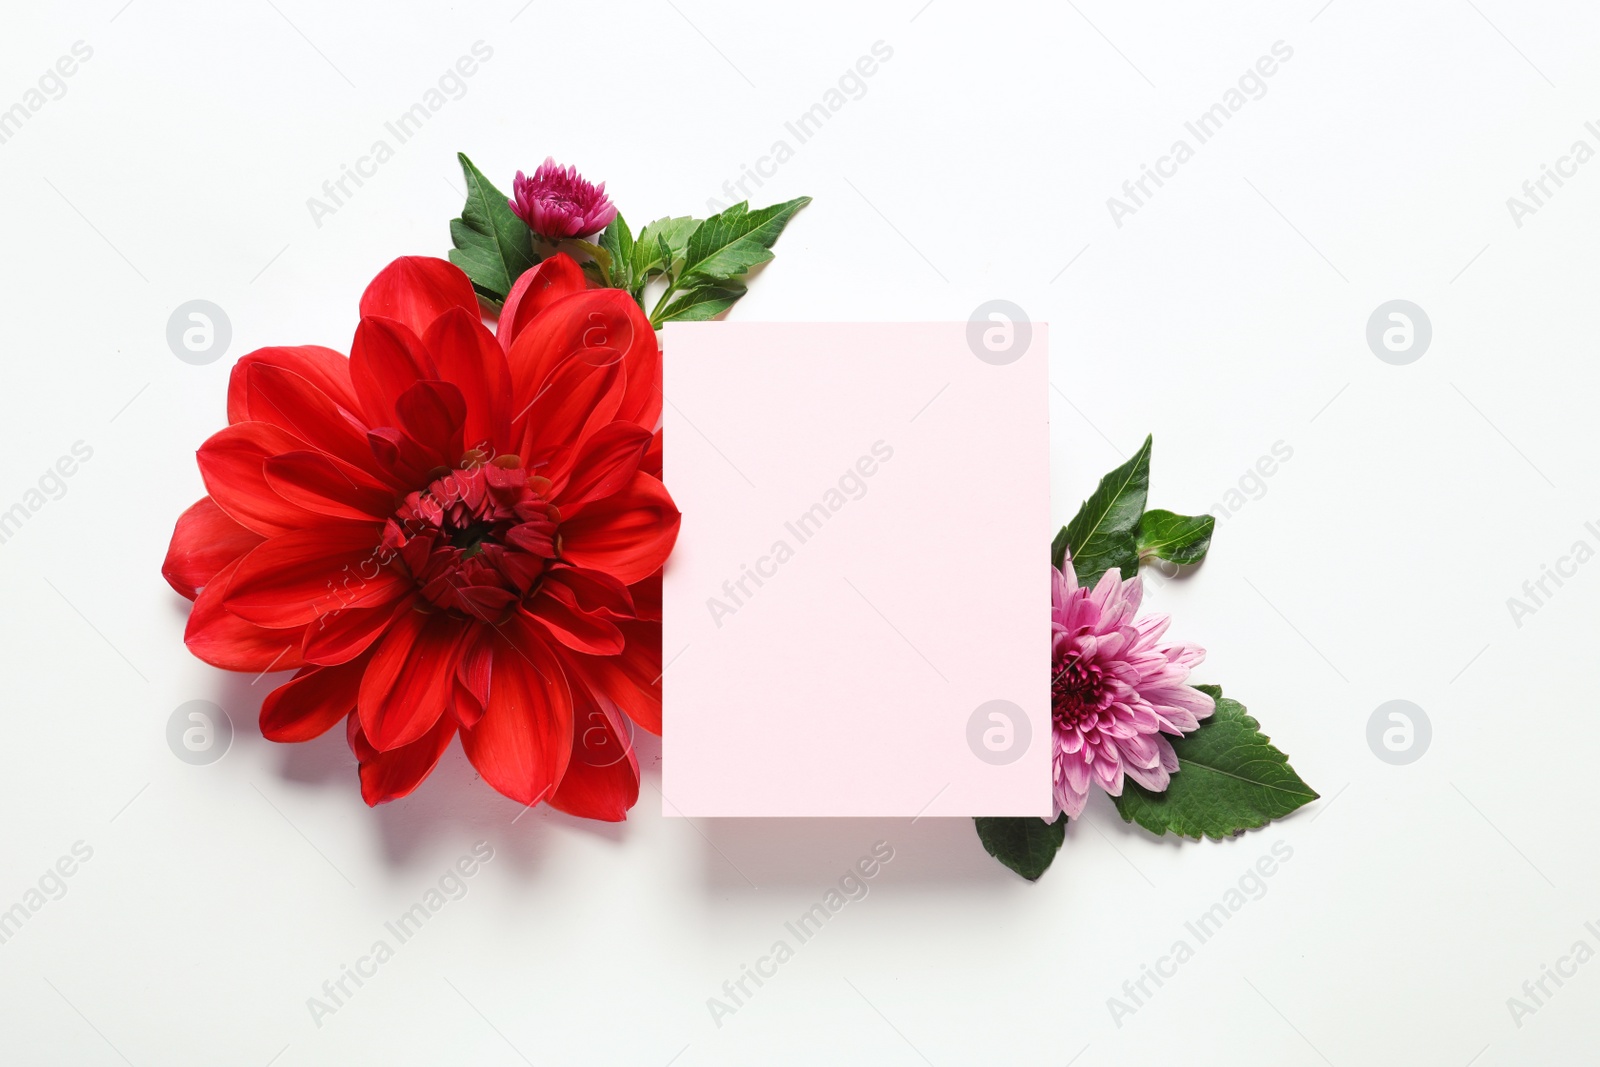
<box><xmin>263</xmin><ymin>450</ymin><xmax>398</xmax><ymax>521</ymax></box>
<box><xmin>348</xmin><ymin>712</ymin><xmax>457</xmax><ymax>806</ymax></box>
<box><xmin>425</xmin><ymin>306</ymin><xmax>513</xmax><ymax>453</ymax></box>
<box><xmin>503</xmin><ymin>288</ymin><xmax>659</xmax><ymax>432</ymax></box>
<box><xmin>394</xmin><ymin>380</ymin><xmax>467</xmax><ymax>463</ymax></box>
<box><xmin>515</xmin><ymin>350</ymin><xmax>623</xmax><ymax>482</ymax></box>
<box><xmin>628</xmin><ymin>571</ymin><xmax>662</xmax><ymax>622</ymax></box>
<box><xmin>576</xmin><ymin>620</ymin><xmax>662</xmax><ymax>734</ymax></box>
<box><xmin>224</xmin><ymin>522</ymin><xmax>404</xmax><ymax>628</ymax></box>
<box><xmin>357</xmin><ymin>609</ymin><xmax>470</xmax><ymax>751</ymax></box>
<box><xmin>555</xmin><ymin>566</ymin><xmax>635</xmax><ymax>615</ymax></box>
<box><xmin>228</xmin><ymin>346</ymin><xmax>358</xmax><ymax>427</ymax></box>
<box><xmin>239</xmin><ymin>361</ymin><xmax>384</xmax><ymax>477</ymax></box>
<box><xmin>260</xmin><ymin>655</ymin><xmax>369</xmax><ymax>742</ymax></box>
<box><xmin>611</xmin><ymin>310</ymin><xmax>660</xmax><ymax>431</ymax></box>
<box><xmin>522</xmin><ymin>580</ymin><xmax>625</xmax><ymax>656</ymax></box>
<box><xmin>302</xmin><ymin>599</ymin><xmax>406</xmax><ymax>665</ymax></box>
<box><xmin>498</xmin><ymin>253</ymin><xmax>586</xmax><ymax>352</ymax></box>
<box><xmin>642</xmin><ymin>428</ymin><xmax>662</xmax><ymax>479</ymax></box>
<box><xmin>555</xmin><ymin>421</ymin><xmax>652</xmax><ymax>510</ymax></box>
<box><xmin>359</xmin><ymin>256</ymin><xmax>479</xmax><ymax>339</ymax></box>
<box><xmin>459</xmin><ymin>615</ymin><xmax>573</xmax><ymax>807</ymax></box>
<box><xmin>447</xmin><ymin>628</ymin><xmax>492</xmax><ymax>730</ymax></box>
<box><xmin>162</xmin><ymin>497</ymin><xmax>264</xmax><ymax>600</ymax></box>
<box><xmin>506</xmin><ymin>289</ymin><xmax>639</xmax><ymax>431</ymax></box>
<box><xmin>457</xmin><ymin>627</ymin><xmax>493</xmax><ymax>710</ymax></box>
<box><xmin>548</xmin><ymin>678</ymin><xmax>638</xmax><ymax>822</ymax></box>
<box><xmin>366</xmin><ymin>425</ymin><xmax>438</xmax><ymax>487</ymax></box>
<box><xmin>183</xmin><ymin>557</ymin><xmax>306</xmax><ymax>673</ymax></box>
<box><xmin>347</xmin><ymin>712</ymin><xmax>377</xmax><ymax>761</ymax></box>
<box><xmin>558</xmin><ymin>472</ymin><xmax>680</xmax><ymax>585</ymax></box>
<box><xmin>450</xmin><ymin>678</ymin><xmax>484</xmax><ymax>730</ymax></box>
<box><xmin>350</xmin><ymin>317</ymin><xmax>435</xmax><ymax>431</ymax></box>
<box><xmin>524</xmin><ymin>289</ymin><xmax>656</xmax><ymax>431</ymax></box>
<box><xmin>197</xmin><ymin>422</ymin><xmax>329</xmax><ymax>536</ymax></box>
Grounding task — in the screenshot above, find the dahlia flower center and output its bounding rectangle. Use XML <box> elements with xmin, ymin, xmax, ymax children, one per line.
<box><xmin>382</xmin><ymin>457</ymin><xmax>560</xmax><ymax>619</ymax></box>
<box><xmin>1052</xmin><ymin>652</ymin><xmax>1110</xmax><ymax>733</ymax></box>
<box><xmin>448</xmin><ymin>518</ymin><xmax>496</xmax><ymax>558</ymax></box>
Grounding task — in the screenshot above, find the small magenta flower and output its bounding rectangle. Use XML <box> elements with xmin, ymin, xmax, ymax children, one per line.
<box><xmin>1051</xmin><ymin>560</ymin><xmax>1214</xmax><ymax>818</ymax></box>
<box><xmin>509</xmin><ymin>157</ymin><xmax>618</xmax><ymax>240</ymax></box>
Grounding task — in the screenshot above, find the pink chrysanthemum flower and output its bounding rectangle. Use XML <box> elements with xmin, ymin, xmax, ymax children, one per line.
<box><xmin>509</xmin><ymin>157</ymin><xmax>618</xmax><ymax>240</ymax></box>
<box><xmin>1051</xmin><ymin>559</ymin><xmax>1214</xmax><ymax>818</ymax></box>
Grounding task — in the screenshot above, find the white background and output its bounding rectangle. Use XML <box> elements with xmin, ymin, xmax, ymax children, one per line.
<box><xmin>1</xmin><ymin>1</ymin><xmax>1596</xmax><ymax>1063</ymax></box>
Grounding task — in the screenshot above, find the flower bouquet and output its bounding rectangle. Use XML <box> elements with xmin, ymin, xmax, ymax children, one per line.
<box><xmin>163</xmin><ymin>153</ymin><xmax>1314</xmax><ymax>875</ymax></box>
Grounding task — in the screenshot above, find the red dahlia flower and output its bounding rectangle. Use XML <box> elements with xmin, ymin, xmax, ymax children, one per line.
<box><xmin>162</xmin><ymin>254</ymin><xmax>677</xmax><ymax>819</ymax></box>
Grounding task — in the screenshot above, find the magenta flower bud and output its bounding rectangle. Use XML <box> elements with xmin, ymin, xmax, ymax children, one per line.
<box><xmin>508</xmin><ymin>157</ymin><xmax>618</xmax><ymax>240</ymax></box>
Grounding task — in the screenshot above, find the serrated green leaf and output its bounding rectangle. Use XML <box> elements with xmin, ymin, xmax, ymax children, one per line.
<box><xmin>1111</xmin><ymin>685</ymin><xmax>1318</xmax><ymax>841</ymax></box>
<box><xmin>447</xmin><ymin>153</ymin><xmax>538</xmax><ymax>308</ymax></box>
<box><xmin>681</xmin><ymin>196</ymin><xmax>810</xmax><ymax>283</ymax></box>
<box><xmin>635</xmin><ymin>215</ymin><xmax>700</xmax><ymax>278</ymax></box>
<box><xmin>1053</xmin><ymin>435</ymin><xmax>1152</xmax><ymax>587</ymax></box>
<box><xmin>657</xmin><ymin>281</ymin><xmax>748</xmax><ymax>322</ymax></box>
<box><xmin>1137</xmin><ymin>509</ymin><xmax>1215</xmax><ymax>566</ymax></box>
<box><xmin>974</xmin><ymin>815</ymin><xmax>1067</xmax><ymax>881</ymax></box>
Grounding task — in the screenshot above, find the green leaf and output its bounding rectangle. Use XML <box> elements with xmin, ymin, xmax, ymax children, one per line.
<box><xmin>596</xmin><ymin>213</ymin><xmax>635</xmax><ymax>291</ymax></box>
<box><xmin>635</xmin><ymin>215</ymin><xmax>700</xmax><ymax>278</ymax></box>
<box><xmin>1053</xmin><ymin>435</ymin><xmax>1152</xmax><ymax>587</ymax></box>
<box><xmin>572</xmin><ymin>239</ymin><xmax>611</xmax><ymax>289</ymax></box>
<box><xmin>681</xmin><ymin>197</ymin><xmax>810</xmax><ymax>283</ymax></box>
<box><xmin>1112</xmin><ymin>686</ymin><xmax>1318</xmax><ymax>841</ymax></box>
<box><xmin>974</xmin><ymin>815</ymin><xmax>1068</xmax><ymax>881</ymax></box>
<box><xmin>657</xmin><ymin>281</ymin><xmax>748</xmax><ymax>323</ymax></box>
<box><xmin>448</xmin><ymin>153</ymin><xmax>538</xmax><ymax>308</ymax></box>
<box><xmin>1137</xmin><ymin>509</ymin><xmax>1215</xmax><ymax>566</ymax></box>
<box><xmin>1050</xmin><ymin>526</ymin><xmax>1071</xmax><ymax>569</ymax></box>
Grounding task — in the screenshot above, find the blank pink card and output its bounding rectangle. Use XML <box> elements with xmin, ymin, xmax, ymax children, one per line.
<box><xmin>660</xmin><ymin>321</ymin><xmax>1050</xmax><ymax>817</ymax></box>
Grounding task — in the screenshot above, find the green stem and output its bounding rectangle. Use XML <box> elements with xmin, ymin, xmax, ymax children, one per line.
<box><xmin>648</xmin><ymin>275</ymin><xmax>681</xmax><ymax>330</ymax></box>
